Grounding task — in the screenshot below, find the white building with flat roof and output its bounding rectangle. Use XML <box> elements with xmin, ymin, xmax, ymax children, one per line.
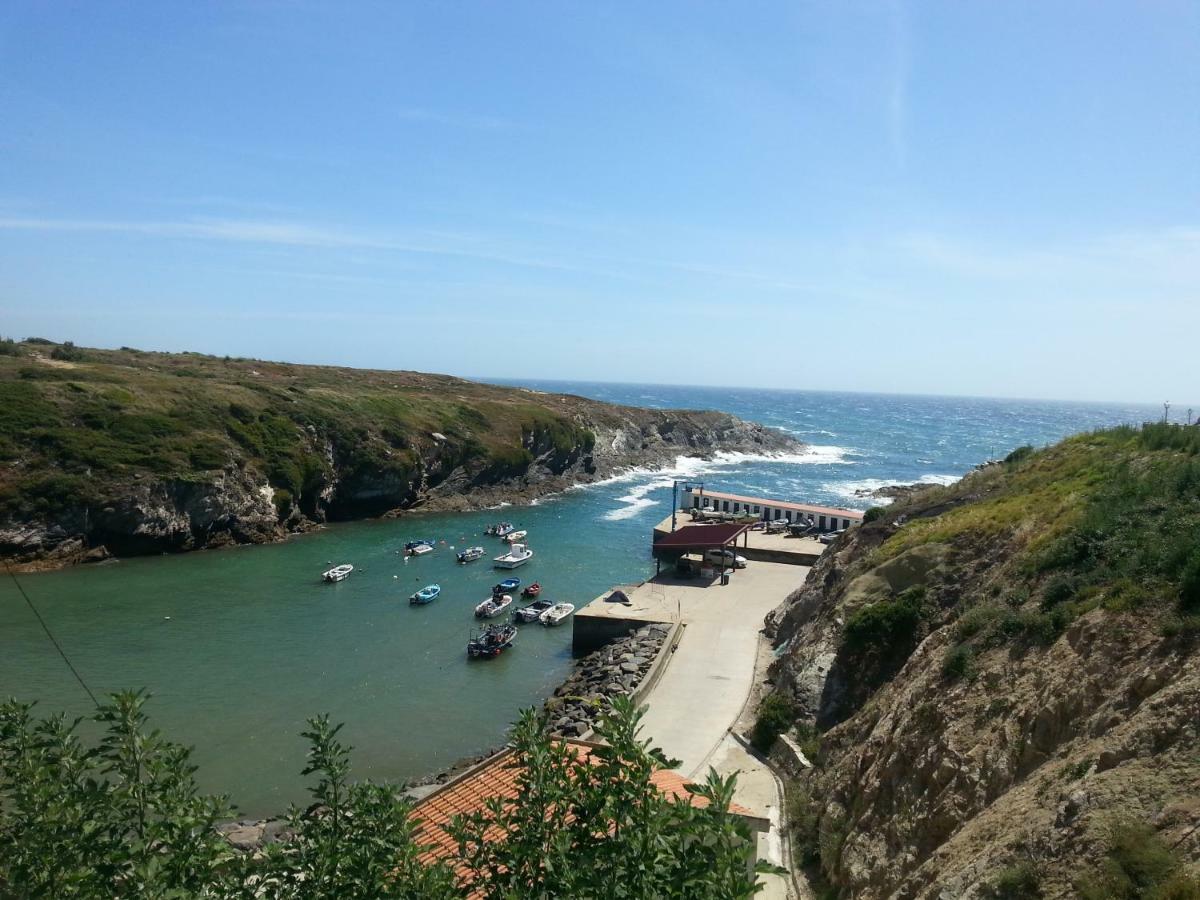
<box><xmin>683</xmin><ymin>488</ymin><xmax>863</xmax><ymax>531</ymax></box>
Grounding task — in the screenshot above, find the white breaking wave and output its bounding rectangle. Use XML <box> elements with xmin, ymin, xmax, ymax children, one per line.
<box><xmin>595</xmin><ymin>446</ymin><xmax>855</xmax><ymax>522</ymax></box>
<box><xmin>822</xmin><ymin>473</ymin><xmax>962</xmax><ymax>505</ymax></box>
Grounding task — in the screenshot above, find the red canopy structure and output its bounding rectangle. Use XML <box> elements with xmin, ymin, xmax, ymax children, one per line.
<box><xmin>651</xmin><ymin>522</ymin><xmax>752</xmax><ymax>580</ymax></box>
<box><xmin>652</xmin><ymin>522</ymin><xmax>751</xmax><ymax>551</ymax></box>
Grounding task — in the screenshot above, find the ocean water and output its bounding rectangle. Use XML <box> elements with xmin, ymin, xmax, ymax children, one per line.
<box><xmin>0</xmin><ymin>384</ymin><xmax>1159</xmax><ymax>815</ymax></box>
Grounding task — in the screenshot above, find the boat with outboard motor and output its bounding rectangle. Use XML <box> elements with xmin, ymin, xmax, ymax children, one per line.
<box><xmin>521</xmin><ymin>582</ymin><xmax>541</xmax><ymax>598</ymax></box>
<box><xmin>514</xmin><ymin>598</ymin><xmax>553</xmax><ymax>623</ymax></box>
<box><xmin>404</xmin><ymin>540</ymin><xmax>435</xmax><ymax>556</ymax></box>
<box><xmin>409</xmin><ymin>584</ymin><xmax>441</xmax><ymax>605</ymax></box>
<box><xmin>539</xmin><ymin>602</ymin><xmax>575</xmax><ymax>626</ymax></box>
<box><xmin>505</xmin><ymin>530</ymin><xmax>528</xmax><ymax>544</ymax></box>
<box><xmin>489</xmin><ymin>522</ymin><xmax>515</xmax><ymax>538</ymax></box>
<box><xmin>494</xmin><ymin>543</ymin><xmax>534</xmax><ymax>569</ymax></box>
<box><xmin>494</xmin><ymin>577</ymin><xmax>520</xmax><ymax>593</ymax></box>
<box><xmin>475</xmin><ymin>593</ymin><xmax>514</xmax><ymax>618</ymax></box>
<box><xmin>322</xmin><ymin>564</ymin><xmax>354</xmax><ymax>583</ymax></box>
<box><xmin>467</xmin><ymin>622</ymin><xmax>516</xmax><ymax>659</ymax></box>
<box><xmin>457</xmin><ymin>546</ymin><xmax>485</xmax><ymax>564</ymax></box>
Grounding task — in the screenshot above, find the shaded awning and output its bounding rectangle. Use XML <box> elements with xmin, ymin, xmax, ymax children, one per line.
<box><xmin>652</xmin><ymin>522</ymin><xmax>751</xmax><ymax>552</ymax></box>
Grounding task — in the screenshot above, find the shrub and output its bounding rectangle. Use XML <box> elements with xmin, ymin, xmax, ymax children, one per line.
<box><xmin>863</xmin><ymin>506</ymin><xmax>887</xmax><ymax>524</ymax></box>
<box><xmin>1004</xmin><ymin>445</ymin><xmax>1035</xmax><ymax>465</ymax></box>
<box><xmin>1180</xmin><ymin>550</ymin><xmax>1200</xmax><ymax>614</ymax></box>
<box><xmin>1076</xmin><ymin>820</ymin><xmax>1200</xmax><ymax>899</ymax></box>
<box><xmin>843</xmin><ymin>588</ymin><xmax>926</xmax><ymax>656</ymax></box>
<box><xmin>0</xmin><ymin>336</ymin><xmax>21</xmax><ymax>356</ymax></box>
<box><xmin>49</xmin><ymin>340</ymin><xmax>86</xmax><ymax>362</ymax></box>
<box><xmin>942</xmin><ymin>644</ymin><xmax>975</xmax><ymax>681</ymax></box>
<box><xmin>785</xmin><ymin>779</ymin><xmax>822</xmax><ymax>867</ymax></box>
<box><xmin>1042</xmin><ymin>574</ymin><xmax>1078</xmax><ymax>609</ymax></box>
<box><xmin>751</xmin><ymin>692</ymin><xmax>794</xmax><ymax>753</ymax></box>
<box><xmin>990</xmin><ymin>861</ymin><xmax>1041</xmax><ymax>898</ymax></box>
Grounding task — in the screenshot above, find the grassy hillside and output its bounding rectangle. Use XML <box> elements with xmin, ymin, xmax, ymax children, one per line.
<box><xmin>0</xmin><ymin>338</ymin><xmax>793</xmax><ymax>566</ymax></box>
<box><xmin>763</xmin><ymin>424</ymin><xmax>1200</xmax><ymax>898</ymax></box>
<box><xmin>0</xmin><ymin>339</ymin><xmax>597</xmax><ymax>522</ymax></box>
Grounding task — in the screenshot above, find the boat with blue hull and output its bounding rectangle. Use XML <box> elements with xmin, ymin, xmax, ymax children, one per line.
<box><xmin>409</xmin><ymin>584</ymin><xmax>441</xmax><ymax>605</ymax></box>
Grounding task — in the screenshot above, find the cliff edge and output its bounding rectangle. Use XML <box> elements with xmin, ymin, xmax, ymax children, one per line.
<box><xmin>0</xmin><ymin>340</ymin><xmax>799</xmax><ymax>569</ymax></box>
<box><xmin>762</xmin><ymin>425</ymin><xmax>1200</xmax><ymax>898</ymax></box>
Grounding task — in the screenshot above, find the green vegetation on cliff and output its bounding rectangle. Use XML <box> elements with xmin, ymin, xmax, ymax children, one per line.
<box><xmin>762</xmin><ymin>423</ymin><xmax>1200</xmax><ymax>897</ymax></box>
<box><xmin>0</xmin><ymin>340</ymin><xmax>599</xmax><ymax>523</ymax></box>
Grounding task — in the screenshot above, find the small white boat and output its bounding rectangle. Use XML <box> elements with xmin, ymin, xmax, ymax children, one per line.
<box><xmin>514</xmin><ymin>598</ymin><xmax>553</xmax><ymax>623</ymax></box>
<box><xmin>494</xmin><ymin>522</ymin><xmax>515</xmax><ymax>537</ymax></box>
<box><xmin>475</xmin><ymin>593</ymin><xmax>514</xmax><ymax>618</ymax></box>
<box><xmin>493</xmin><ymin>543</ymin><xmax>534</xmax><ymax>569</ymax></box>
<box><xmin>322</xmin><ymin>564</ymin><xmax>354</xmax><ymax>583</ymax></box>
<box><xmin>405</xmin><ymin>540</ymin><xmax>435</xmax><ymax>556</ymax></box>
<box><xmin>457</xmin><ymin>546</ymin><xmax>485</xmax><ymax>564</ymax></box>
<box><xmin>539</xmin><ymin>602</ymin><xmax>575</xmax><ymax>627</ymax></box>
<box><xmin>505</xmin><ymin>530</ymin><xmax>528</xmax><ymax>544</ymax></box>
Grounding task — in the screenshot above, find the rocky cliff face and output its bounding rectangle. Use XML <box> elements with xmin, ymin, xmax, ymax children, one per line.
<box><xmin>1</xmin><ymin>401</ymin><xmax>796</xmax><ymax>570</ymax></box>
<box><xmin>763</xmin><ymin>433</ymin><xmax>1200</xmax><ymax>897</ymax></box>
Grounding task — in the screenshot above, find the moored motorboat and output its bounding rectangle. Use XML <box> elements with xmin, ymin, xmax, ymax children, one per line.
<box><xmin>322</xmin><ymin>564</ymin><xmax>354</xmax><ymax>583</ymax></box>
<box><xmin>493</xmin><ymin>543</ymin><xmax>534</xmax><ymax>569</ymax></box>
<box><xmin>493</xmin><ymin>522</ymin><xmax>515</xmax><ymax>538</ymax></box>
<box><xmin>405</xmin><ymin>540</ymin><xmax>435</xmax><ymax>556</ymax></box>
<box><xmin>467</xmin><ymin>622</ymin><xmax>517</xmax><ymax>659</ymax></box>
<box><xmin>521</xmin><ymin>582</ymin><xmax>541</xmax><ymax>598</ymax></box>
<box><xmin>457</xmin><ymin>546</ymin><xmax>485</xmax><ymax>564</ymax></box>
<box><xmin>494</xmin><ymin>577</ymin><xmax>521</xmax><ymax>593</ymax></box>
<box><xmin>409</xmin><ymin>584</ymin><xmax>441</xmax><ymax>605</ymax></box>
<box><xmin>475</xmin><ymin>593</ymin><xmax>514</xmax><ymax>618</ymax></box>
<box><xmin>514</xmin><ymin>598</ymin><xmax>553</xmax><ymax>623</ymax></box>
<box><xmin>505</xmin><ymin>530</ymin><xmax>527</xmax><ymax>544</ymax></box>
<box><xmin>539</xmin><ymin>602</ymin><xmax>575</xmax><ymax>627</ymax></box>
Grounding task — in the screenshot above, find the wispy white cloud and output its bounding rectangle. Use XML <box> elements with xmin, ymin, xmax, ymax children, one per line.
<box><xmin>396</xmin><ymin>107</ymin><xmax>513</xmax><ymax>129</ymax></box>
<box><xmin>888</xmin><ymin>0</ymin><xmax>911</xmax><ymax>170</ymax></box>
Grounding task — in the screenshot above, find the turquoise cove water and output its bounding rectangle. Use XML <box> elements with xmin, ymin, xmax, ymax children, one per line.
<box><xmin>0</xmin><ymin>383</ymin><xmax>1159</xmax><ymax>815</ymax></box>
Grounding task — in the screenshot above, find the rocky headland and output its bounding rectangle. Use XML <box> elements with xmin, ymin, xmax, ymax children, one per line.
<box><xmin>0</xmin><ymin>340</ymin><xmax>800</xmax><ymax>570</ymax></box>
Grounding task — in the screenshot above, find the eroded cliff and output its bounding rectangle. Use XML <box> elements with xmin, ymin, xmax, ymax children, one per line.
<box><xmin>763</xmin><ymin>426</ymin><xmax>1200</xmax><ymax>898</ymax></box>
<box><xmin>0</xmin><ymin>341</ymin><xmax>797</xmax><ymax>569</ymax></box>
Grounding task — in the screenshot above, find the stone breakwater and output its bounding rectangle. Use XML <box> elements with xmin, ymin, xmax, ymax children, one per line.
<box><xmin>542</xmin><ymin>623</ymin><xmax>672</xmax><ymax>739</ymax></box>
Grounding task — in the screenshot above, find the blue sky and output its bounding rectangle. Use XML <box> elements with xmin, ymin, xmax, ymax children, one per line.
<box><xmin>1</xmin><ymin>2</ymin><xmax>1197</xmax><ymax>404</ymax></box>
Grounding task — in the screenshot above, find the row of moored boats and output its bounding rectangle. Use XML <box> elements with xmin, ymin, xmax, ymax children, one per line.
<box><xmin>319</xmin><ymin>521</ymin><xmax>571</xmax><ymax>660</ymax></box>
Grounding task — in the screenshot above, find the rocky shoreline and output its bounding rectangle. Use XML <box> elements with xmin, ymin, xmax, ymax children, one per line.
<box><xmin>217</xmin><ymin>623</ymin><xmax>673</xmax><ymax>852</ymax></box>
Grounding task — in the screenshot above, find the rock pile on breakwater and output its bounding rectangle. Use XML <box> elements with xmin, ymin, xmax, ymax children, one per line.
<box><xmin>543</xmin><ymin>624</ymin><xmax>672</xmax><ymax>738</ymax></box>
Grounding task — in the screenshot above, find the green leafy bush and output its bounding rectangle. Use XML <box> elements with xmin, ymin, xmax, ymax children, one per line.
<box><xmin>863</xmin><ymin>506</ymin><xmax>887</xmax><ymax>523</ymax></box>
<box><xmin>941</xmin><ymin>644</ymin><xmax>975</xmax><ymax>680</ymax></box>
<box><xmin>1</xmin><ymin>693</ymin><xmax>769</xmax><ymax>899</ymax></box>
<box><xmin>1180</xmin><ymin>550</ymin><xmax>1200</xmax><ymax>614</ymax></box>
<box><xmin>843</xmin><ymin>588</ymin><xmax>926</xmax><ymax>657</ymax></box>
<box><xmin>49</xmin><ymin>341</ymin><xmax>86</xmax><ymax>362</ymax></box>
<box><xmin>1076</xmin><ymin>820</ymin><xmax>1200</xmax><ymax>899</ymax></box>
<box><xmin>0</xmin><ymin>337</ymin><xmax>21</xmax><ymax>357</ymax></box>
<box><xmin>1004</xmin><ymin>445</ymin><xmax>1035</xmax><ymax>465</ymax></box>
<box><xmin>751</xmin><ymin>692</ymin><xmax>795</xmax><ymax>753</ymax></box>
<box><xmin>989</xmin><ymin>861</ymin><xmax>1041</xmax><ymax>898</ymax></box>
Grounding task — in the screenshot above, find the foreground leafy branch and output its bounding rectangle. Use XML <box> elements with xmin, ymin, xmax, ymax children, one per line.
<box><xmin>0</xmin><ymin>692</ymin><xmax>766</xmax><ymax>899</ymax></box>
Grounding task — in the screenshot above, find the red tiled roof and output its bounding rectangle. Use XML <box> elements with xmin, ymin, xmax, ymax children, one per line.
<box><xmin>410</xmin><ymin>740</ymin><xmax>764</xmax><ymax>894</ymax></box>
<box><xmin>652</xmin><ymin>522</ymin><xmax>751</xmax><ymax>550</ymax></box>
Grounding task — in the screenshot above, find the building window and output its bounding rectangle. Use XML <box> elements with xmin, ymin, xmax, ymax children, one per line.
<box><xmin>818</xmin><ymin>515</ymin><xmax>827</xmax><ymax>529</ymax></box>
<box><xmin>753</xmin><ymin>505</ymin><xmax>760</xmax><ymax>514</ymax></box>
<box><xmin>773</xmin><ymin>509</ymin><xmax>781</xmax><ymax>520</ymax></box>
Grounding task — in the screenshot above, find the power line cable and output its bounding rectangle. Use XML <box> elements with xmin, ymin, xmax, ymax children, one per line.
<box><xmin>4</xmin><ymin>560</ymin><xmax>100</xmax><ymax>709</ymax></box>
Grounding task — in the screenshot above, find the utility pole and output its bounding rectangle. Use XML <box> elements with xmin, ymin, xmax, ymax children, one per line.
<box><xmin>1163</xmin><ymin>401</ymin><xmax>1170</xmax><ymax>423</ymax></box>
<box><xmin>1189</xmin><ymin>408</ymin><xmax>1194</xmax><ymax>426</ymax></box>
